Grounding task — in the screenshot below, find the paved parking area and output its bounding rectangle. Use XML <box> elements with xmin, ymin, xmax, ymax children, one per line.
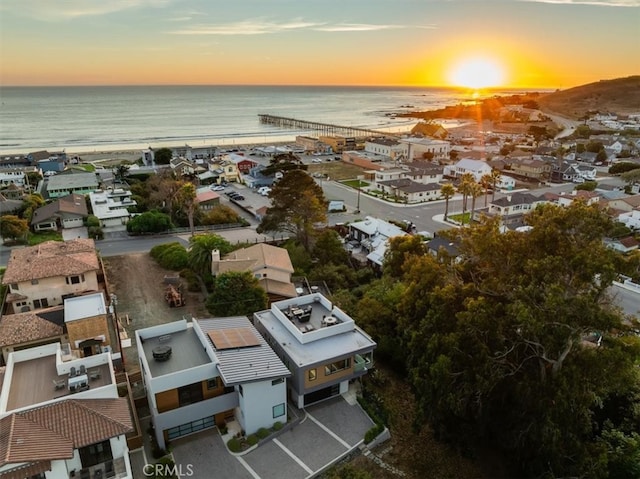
<box><xmin>171</xmin><ymin>395</ymin><xmax>374</xmax><ymax>479</ymax></box>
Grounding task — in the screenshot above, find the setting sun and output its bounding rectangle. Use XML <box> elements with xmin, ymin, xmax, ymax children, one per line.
<box><xmin>449</xmin><ymin>57</ymin><xmax>506</xmax><ymax>89</ymax></box>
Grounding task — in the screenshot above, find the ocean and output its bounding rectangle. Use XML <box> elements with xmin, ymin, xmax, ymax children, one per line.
<box><xmin>0</xmin><ymin>85</ymin><xmax>534</xmax><ymax>154</ymax></box>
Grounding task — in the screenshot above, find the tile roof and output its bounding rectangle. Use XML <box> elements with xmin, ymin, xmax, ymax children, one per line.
<box><xmin>224</xmin><ymin>244</ymin><xmax>294</xmax><ymax>274</ymax></box>
<box><xmin>195</xmin><ymin>190</ymin><xmax>220</xmax><ymax>203</ymax></box>
<box><xmin>0</xmin><ymin>307</ymin><xmax>64</xmax><ymax>347</ymax></box>
<box><xmin>2</xmin><ymin>239</ymin><xmax>99</xmax><ymax>284</ymax></box>
<box><xmin>0</xmin><ymin>398</ymin><xmax>132</xmax><ymax>467</ymax></box>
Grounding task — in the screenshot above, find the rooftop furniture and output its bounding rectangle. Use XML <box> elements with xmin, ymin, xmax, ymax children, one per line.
<box><xmin>89</xmin><ymin>369</ymin><xmax>101</xmax><ymax>381</ymax></box>
<box><xmin>53</xmin><ymin>378</ymin><xmax>66</xmax><ymax>390</ymax></box>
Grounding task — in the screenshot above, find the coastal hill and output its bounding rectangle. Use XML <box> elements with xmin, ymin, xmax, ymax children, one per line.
<box><xmin>537</xmin><ymin>75</ymin><xmax>640</xmax><ymax>119</ymax></box>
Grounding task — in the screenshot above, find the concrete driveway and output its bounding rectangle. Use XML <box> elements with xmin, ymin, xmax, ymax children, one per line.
<box><xmin>171</xmin><ymin>395</ymin><xmax>374</xmax><ymax>479</ymax></box>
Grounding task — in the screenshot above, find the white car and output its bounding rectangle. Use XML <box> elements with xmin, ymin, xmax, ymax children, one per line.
<box><xmin>211</xmin><ymin>185</ymin><xmax>225</xmax><ymax>191</ymax></box>
<box><xmin>311</xmin><ymin>158</ymin><xmax>323</xmax><ymax>163</ymax></box>
<box><xmin>258</xmin><ymin>187</ymin><xmax>272</xmax><ymax>196</ymax></box>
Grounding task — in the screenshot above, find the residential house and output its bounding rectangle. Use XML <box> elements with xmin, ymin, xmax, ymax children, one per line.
<box><xmin>211</xmin><ymin>243</ymin><xmax>297</xmax><ymax>301</ymax></box>
<box><xmin>0</xmin><ymin>183</ymin><xmax>27</xmax><ymax>201</ymax></box>
<box><xmin>443</xmin><ymin>158</ymin><xmax>492</xmax><ymax>181</ymax></box>
<box><xmin>253</xmin><ymin>293</ymin><xmax>376</xmax><ymax>408</ymax></box>
<box><xmin>136</xmin><ymin>317</ymin><xmax>290</xmax><ymax>450</ymax></box>
<box><xmin>195</xmin><ymin>188</ymin><xmax>220</xmax><ymax>211</ymax></box>
<box><xmin>497</xmin><ymin>175</ymin><xmax>516</xmax><ymax>190</ymax></box>
<box><xmin>364</xmin><ymin>138</ymin><xmax>408</xmax><ymax>161</ymax></box>
<box><xmin>555</xmin><ymin>190</ymin><xmax>600</xmax><ymax>207</ymax></box>
<box><xmin>0</xmin><ymin>168</ymin><xmax>26</xmax><ymax>188</ymax></box>
<box><xmin>89</xmin><ymin>188</ymin><xmax>136</xmax><ymax>228</ymax></box>
<box><xmin>0</xmin><ymin>193</ymin><xmax>22</xmax><ymax>215</ymax></box>
<box><xmin>170</xmin><ymin>157</ymin><xmax>195</xmax><ymax>177</ymax></box>
<box><xmin>31</xmin><ymin>193</ymin><xmax>88</xmax><ymax>232</ymax></box>
<box><xmin>411</xmin><ymin>122</ymin><xmax>448</xmax><ymax>139</ymax></box>
<box><xmin>141</xmin><ymin>148</ymin><xmax>155</xmax><ymax>166</ymax></box>
<box><xmin>403</xmin><ymin>162</ymin><xmax>444</xmax><ymax>184</ymax></box>
<box><xmin>211</xmin><ymin>159</ymin><xmax>241</xmax><ymax>184</ymax></box>
<box><xmin>348</xmin><ymin>217</ymin><xmax>407</xmax><ymax>268</ymax></box>
<box><xmin>172</xmin><ymin>145</ymin><xmax>216</xmax><ymax>161</ymax></box>
<box><xmin>376</xmin><ymin>178</ymin><xmax>441</xmax><ymax>204</ymax></box>
<box><xmin>1</xmin><ymin>239</ymin><xmax>103</xmax><ymax>315</ymax></box>
<box><xmin>242</xmin><ymin>164</ymin><xmax>275</xmax><ymax>189</ymax></box>
<box><xmin>0</xmin><ymin>154</ymin><xmax>30</xmax><ymax>169</ymax></box>
<box><xmin>427</xmin><ymin>236</ymin><xmax>460</xmax><ymax>261</ymax></box>
<box><xmin>618</xmin><ymin>210</ymin><xmax>640</xmax><ymax>230</ymax></box>
<box><xmin>400</xmin><ymin>137</ymin><xmax>450</xmax><ymax>162</ymax></box>
<box><xmin>64</xmin><ymin>293</ymin><xmax>115</xmax><ymax>360</ymax></box>
<box><xmin>605</xmin><ymin>236</ymin><xmax>639</xmax><ymax>254</ymax></box>
<box><xmin>46</xmin><ymin>172</ymin><xmax>99</xmax><ymax>199</ymax></box>
<box><xmin>482</xmin><ymin>192</ymin><xmax>542</xmax><ymax>229</ymax></box>
<box><xmin>27</xmin><ymin>150</ymin><xmax>67</xmax><ymax>174</ymax></box>
<box><xmin>0</xmin><ymin>343</ymin><xmax>134</xmax><ymax>479</ymax></box>
<box><xmin>508</xmin><ymin>157</ymin><xmax>550</xmax><ymax>180</ymax></box>
<box><xmin>319</xmin><ymin>135</ymin><xmax>357</xmax><ymax>153</ymax></box>
<box><xmin>0</xmin><ymin>306</ymin><xmax>66</xmax><ymax>364</ymax></box>
<box><xmin>602</xmin><ymin>194</ymin><xmax>640</xmax><ymax>213</ymax></box>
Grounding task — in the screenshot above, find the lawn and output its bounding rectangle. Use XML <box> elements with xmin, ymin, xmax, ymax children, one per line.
<box><xmin>28</xmin><ymin>231</ymin><xmax>63</xmax><ymax>245</ymax></box>
<box><xmin>342</xmin><ymin>179</ymin><xmax>369</xmax><ymax>188</ymax></box>
<box><xmin>448</xmin><ymin>212</ymin><xmax>471</xmax><ymax>224</ymax></box>
<box><xmin>308</xmin><ymin>162</ymin><xmax>366</xmax><ymax>181</ymax></box>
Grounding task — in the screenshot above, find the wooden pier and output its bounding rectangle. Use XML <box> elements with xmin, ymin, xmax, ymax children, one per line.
<box><xmin>258</xmin><ymin>114</ymin><xmax>399</xmax><ymax>138</ymax></box>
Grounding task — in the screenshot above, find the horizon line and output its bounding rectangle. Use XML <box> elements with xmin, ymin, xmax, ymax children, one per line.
<box><xmin>0</xmin><ymin>83</ymin><xmax>560</xmax><ymax>91</ymax></box>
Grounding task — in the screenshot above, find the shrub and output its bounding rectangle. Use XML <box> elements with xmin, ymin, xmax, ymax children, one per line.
<box><xmin>256</xmin><ymin>427</ymin><xmax>270</xmax><ymax>439</ymax></box>
<box><xmin>150</xmin><ymin>242</ymin><xmax>188</xmax><ymax>270</ymax></box>
<box><xmin>364</xmin><ymin>423</ymin><xmax>385</xmax><ymax>444</ymax></box>
<box><xmin>246</xmin><ymin>434</ymin><xmax>259</xmax><ymax>446</ymax></box>
<box><xmin>127</xmin><ymin>211</ymin><xmax>173</xmax><ymax>234</ymax></box>
<box><xmin>609</xmin><ymin>162</ymin><xmax>640</xmax><ymax>175</ymax></box>
<box><xmin>273</xmin><ymin>421</ymin><xmax>283</xmax><ymax>431</ymax></box>
<box><xmin>227</xmin><ymin>437</ymin><xmax>242</xmax><ymax>453</ymax></box>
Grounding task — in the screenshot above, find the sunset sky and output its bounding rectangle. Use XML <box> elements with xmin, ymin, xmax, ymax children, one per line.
<box><xmin>0</xmin><ymin>0</ymin><xmax>638</xmax><ymax>89</ymax></box>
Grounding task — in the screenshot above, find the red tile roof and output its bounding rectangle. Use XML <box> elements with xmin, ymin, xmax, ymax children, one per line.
<box><xmin>0</xmin><ymin>398</ymin><xmax>132</xmax><ymax>468</ymax></box>
<box><xmin>2</xmin><ymin>239</ymin><xmax>99</xmax><ymax>284</ymax></box>
<box><xmin>0</xmin><ymin>308</ymin><xmax>64</xmax><ymax>347</ymax></box>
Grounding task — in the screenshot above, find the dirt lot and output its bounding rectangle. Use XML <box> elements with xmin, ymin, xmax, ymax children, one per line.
<box><xmin>103</xmin><ymin>254</ymin><xmax>208</xmax><ymax>370</ymax></box>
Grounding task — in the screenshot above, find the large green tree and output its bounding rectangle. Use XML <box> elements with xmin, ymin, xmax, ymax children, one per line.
<box><xmin>205</xmin><ymin>271</ymin><xmax>268</xmax><ymax>316</ymax></box>
<box><xmin>154</xmin><ymin>147</ymin><xmax>173</xmax><ymax>165</ymax></box>
<box><xmin>0</xmin><ymin>215</ymin><xmax>28</xmax><ymax>242</ymax></box>
<box><xmin>257</xmin><ymin>169</ymin><xmax>327</xmax><ymax>251</ymax></box>
<box><xmin>188</xmin><ymin>234</ymin><xmax>234</xmax><ymax>279</ymax></box>
<box><xmin>379</xmin><ymin>202</ymin><xmax>640</xmax><ymax>477</ymax></box>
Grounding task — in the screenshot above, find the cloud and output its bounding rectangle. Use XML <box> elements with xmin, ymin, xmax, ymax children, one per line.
<box><xmin>0</xmin><ymin>0</ymin><xmax>171</xmax><ymax>20</ymax></box>
<box><xmin>170</xmin><ymin>18</ymin><xmax>429</xmax><ymax>35</ymax></box>
<box><xmin>518</xmin><ymin>0</ymin><xmax>640</xmax><ymax>6</ymax></box>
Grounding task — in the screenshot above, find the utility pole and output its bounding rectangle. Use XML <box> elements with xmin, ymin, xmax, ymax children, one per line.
<box><xmin>355</xmin><ymin>181</ymin><xmax>361</xmax><ymax>214</ymax></box>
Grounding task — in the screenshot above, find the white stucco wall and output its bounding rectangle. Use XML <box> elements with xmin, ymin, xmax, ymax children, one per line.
<box><xmin>237</xmin><ymin>379</ymin><xmax>287</xmax><ymax>435</ymax></box>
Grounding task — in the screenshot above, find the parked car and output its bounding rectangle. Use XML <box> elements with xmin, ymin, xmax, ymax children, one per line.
<box><xmin>312</xmin><ymin>158</ymin><xmax>322</xmax><ymax>163</ymax></box>
<box><xmin>232</xmin><ymin>195</ymin><xmax>245</xmax><ymax>201</ymax></box>
<box><xmin>211</xmin><ymin>185</ymin><xmax>225</xmax><ymax>191</ymax></box>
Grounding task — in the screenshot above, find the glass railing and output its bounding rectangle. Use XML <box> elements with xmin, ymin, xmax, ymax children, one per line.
<box><xmin>354</xmin><ymin>354</ymin><xmax>373</xmax><ymax>373</ymax></box>
<box><xmin>71</xmin><ymin>456</ymin><xmax>128</xmax><ymax>479</ymax></box>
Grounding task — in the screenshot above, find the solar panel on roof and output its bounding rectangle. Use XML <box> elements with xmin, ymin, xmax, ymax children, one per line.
<box><xmin>208</xmin><ymin>327</ymin><xmax>261</xmax><ymax>350</ymax></box>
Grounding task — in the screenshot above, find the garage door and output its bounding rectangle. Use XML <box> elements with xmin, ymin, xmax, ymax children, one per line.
<box><xmin>304</xmin><ymin>384</ymin><xmax>339</xmax><ymax>406</ymax></box>
<box><xmin>166</xmin><ymin>416</ymin><xmax>215</xmax><ymax>441</ymax></box>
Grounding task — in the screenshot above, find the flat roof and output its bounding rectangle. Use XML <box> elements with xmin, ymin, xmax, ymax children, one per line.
<box><xmin>64</xmin><ymin>293</ymin><xmax>107</xmax><ymax>322</ymax></box>
<box><xmin>254</xmin><ymin>295</ymin><xmax>376</xmax><ymax>368</ymax></box>
<box><xmin>4</xmin><ymin>353</ymin><xmax>113</xmax><ymax>412</ymax></box>
<box><xmin>141</xmin><ymin>328</ymin><xmax>211</xmax><ymax>378</ymax></box>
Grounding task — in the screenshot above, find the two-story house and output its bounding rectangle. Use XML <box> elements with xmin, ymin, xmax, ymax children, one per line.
<box><xmin>253</xmin><ymin>293</ymin><xmax>376</xmax><ymax>408</ymax></box>
<box><xmin>46</xmin><ymin>172</ymin><xmax>99</xmax><ymax>199</ymax></box>
<box><xmin>89</xmin><ymin>188</ymin><xmax>136</xmax><ymax>228</ymax></box>
<box><xmin>364</xmin><ymin>138</ymin><xmax>408</xmax><ymax>161</ymax></box>
<box><xmin>136</xmin><ymin>317</ymin><xmax>290</xmax><ymax>450</ymax></box>
<box><xmin>0</xmin><ymin>343</ymin><xmax>134</xmax><ymax>479</ymax></box>
<box><xmin>31</xmin><ymin>193</ymin><xmax>88</xmax><ymax>232</ymax></box>
<box><xmin>211</xmin><ymin>244</ymin><xmax>297</xmax><ymax>301</ymax></box>
<box><xmin>2</xmin><ymin>239</ymin><xmax>103</xmax><ymax>315</ymax></box>
<box><xmin>443</xmin><ymin>158</ymin><xmax>492</xmax><ymax>181</ymax></box>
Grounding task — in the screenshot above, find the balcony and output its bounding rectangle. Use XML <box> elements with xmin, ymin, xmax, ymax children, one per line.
<box><xmin>72</xmin><ymin>457</ymin><xmax>127</xmax><ymax>479</ymax></box>
<box><xmin>354</xmin><ymin>354</ymin><xmax>373</xmax><ymax>374</ymax></box>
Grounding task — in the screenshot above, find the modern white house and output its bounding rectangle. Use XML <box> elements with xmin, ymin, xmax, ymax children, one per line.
<box><xmin>89</xmin><ymin>188</ymin><xmax>136</xmax><ymax>228</ymax></box>
<box><xmin>364</xmin><ymin>138</ymin><xmax>408</xmax><ymax>161</ymax></box>
<box><xmin>0</xmin><ymin>343</ymin><xmax>133</xmax><ymax>479</ymax></box>
<box><xmin>253</xmin><ymin>293</ymin><xmax>376</xmax><ymax>408</ymax></box>
<box><xmin>348</xmin><ymin>216</ymin><xmax>407</xmax><ymax>267</ymax></box>
<box><xmin>136</xmin><ymin>317</ymin><xmax>290</xmax><ymax>450</ymax></box>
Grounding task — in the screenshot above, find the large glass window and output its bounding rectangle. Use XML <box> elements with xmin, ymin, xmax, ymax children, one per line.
<box><xmin>166</xmin><ymin>416</ymin><xmax>215</xmax><ymax>440</ymax></box>
<box><xmin>324</xmin><ymin>358</ymin><xmax>351</xmax><ymax>376</ymax></box>
<box><xmin>79</xmin><ymin>440</ymin><xmax>113</xmax><ymax>468</ymax></box>
<box><xmin>178</xmin><ymin>382</ymin><xmax>203</xmax><ymax>407</ymax></box>
<box><xmin>207</xmin><ymin>378</ymin><xmax>218</xmax><ymax>390</ymax></box>
<box><xmin>273</xmin><ymin>403</ymin><xmax>285</xmax><ymax>418</ymax></box>
<box><xmin>308</xmin><ymin>369</ymin><xmax>317</xmax><ymax>381</ymax></box>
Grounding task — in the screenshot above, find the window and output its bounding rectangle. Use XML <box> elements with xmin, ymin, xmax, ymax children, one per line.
<box><xmin>324</xmin><ymin>358</ymin><xmax>351</xmax><ymax>376</ymax></box>
<box><xmin>273</xmin><ymin>403</ymin><xmax>285</xmax><ymax>418</ymax></box>
<box><xmin>166</xmin><ymin>416</ymin><xmax>214</xmax><ymax>440</ymax></box>
<box><xmin>66</xmin><ymin>274</ymin><xmax>85</xmax><ymax>285</ymax></box>
<box><xmin>206</xmin><ymin>378</ymin><xmax>218</xmax><ymax>390</ymax></box>
<box><xmin>272</xmin><ymin>378</ymin><xmax>284</xmax><ymax>386</ymax></box>
<box><xmin>308</xmin><ymin>369</ymin><xmax>317</xmax><ymax>381</ymax></box>
<box><xmin>33</xmin><ymin>298</ymin><xmax>49</xmax><ymax>309</ymax></box>
<box><xmin>79</xmin><ymin>440</ymin><xmax>113</xmax><ymax>468</ymax></box>
<box><xmin>178</xmin><ymin>382</ymin><xmax>204</xmax><ymax>407</ymax></box>
<box><xmin>31</xmin><ymin>279</ymin><xmax>39</xmax><ymax>285</ymax></box>
<box><xmin>238</xmin><ymin>385</ymin><xmax>243</xmax><ymax>397</ymax></box>
<box><xmin>10</xmin><ymin>284</ymin><xmax>18</xmax><ymax>291</ymax></box>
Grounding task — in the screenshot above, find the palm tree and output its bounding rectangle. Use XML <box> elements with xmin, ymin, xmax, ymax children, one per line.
<box><xmin>440</xmin><ymin>183</ymin><xmax>456</xmax><ymax>222</ymax></box>
<box><xmin>489</xmin><ymin>169</ymin><xmax>502</xmax><ymax>202</ymax></box>
<box><xmin>458</xmin><ymin>172</ymin><xmax>475</xmax><ymax>214</ymax></box>
<box><xmin>468</xmin><ymin>182</ymin><xmax>484</xmax><ymax>226</ymax></box>
<box><xmin>480</xmin><ymin>173</ymin><xmax>492</xmax><ymax>208</ymax></box>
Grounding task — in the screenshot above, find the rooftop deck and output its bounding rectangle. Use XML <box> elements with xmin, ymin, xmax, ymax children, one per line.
<box><xmin>141</xmin><ymin>328</ymin><xmax>211</xmax><ymax>378</ymax></box>
<box><xmin>6</xmin><ymin>356</ymin><xmax>112</xmax><ymax>411</ymax></box>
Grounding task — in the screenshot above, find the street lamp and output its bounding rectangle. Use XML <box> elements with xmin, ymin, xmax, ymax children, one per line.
<box><xmin>354</xmin><ymin>181</ymin><xmax>361</xmax><ymax>214</ymax></box>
